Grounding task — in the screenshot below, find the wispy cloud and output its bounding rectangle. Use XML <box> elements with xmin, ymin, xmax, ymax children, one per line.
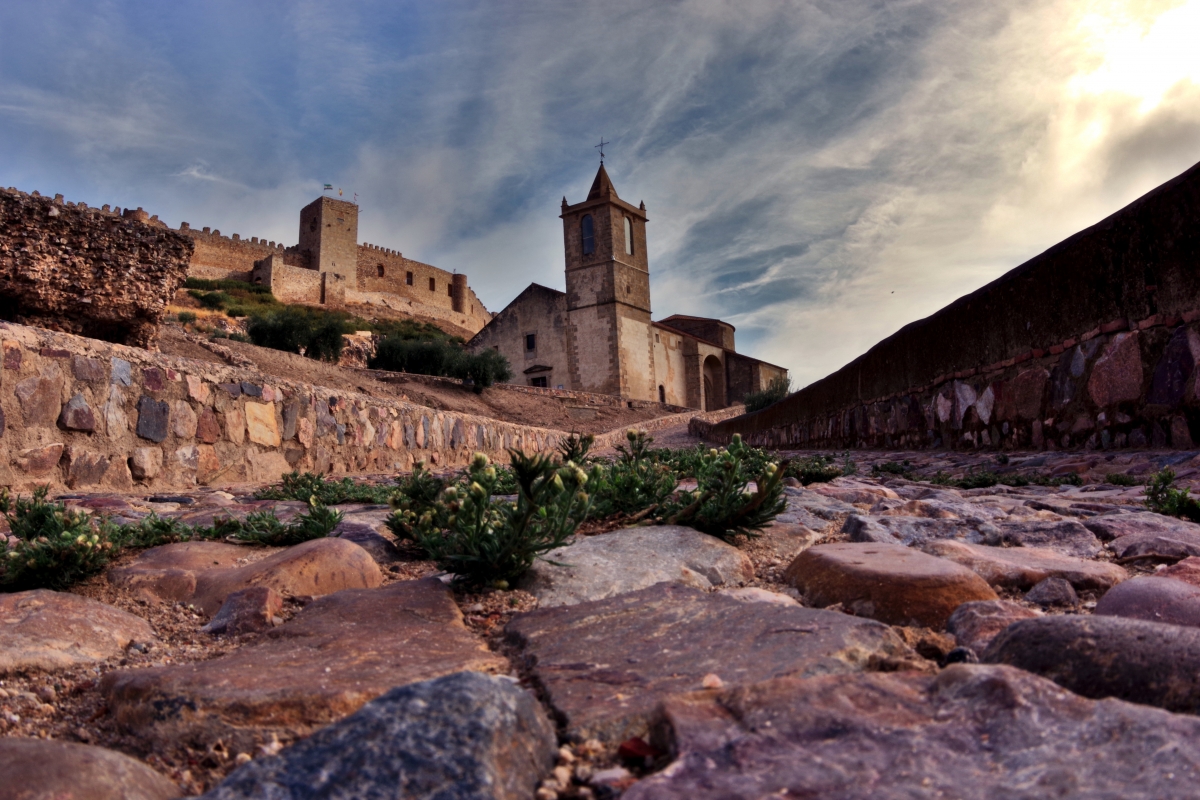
<box><xmin>1</xmin><ymin>0</ymin><xmax>1198</xmax><ymax>386</ymax></box>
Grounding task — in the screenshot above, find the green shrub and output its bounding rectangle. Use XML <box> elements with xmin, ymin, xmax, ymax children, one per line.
<box><xmin>0</xmin><ymin>488</ymin><xmax>120</xmax><ymax>592</ymax></box>
<box><xmin>871</xmin><ymin>460</ymin><xmax>914</xmax><ymax>480</ymax></box>
<box><xmin>1105</xmin><ymin>472</ymin><xmax>1143</xmax><ymax>486</ymax></box>
<box><xmin>589</xmin><ymin>431</ymin><xmax>678</xmax><ymax>517</ymax></box>
<box><xmin>193</xmin><ymin>290</ymin><xmax>233</xmax><ymax>310</ymax></box>
<box><xmin>247</xmin><ymin>307</ymin><xmax>349</xmax><ymax>362</ymax></box>
<box><xmin>386</xmin><ymin>461</ymin><xmax>452</xmax><ymax>541</ymax></box>
<box><xmin>785</xmin><ymin>454</ymin><xmax>845</xmax><ymax>485</ymax></box>
<box><xmin>214</xmin><ymin>500</ymin><xmax>345</xmax><ymax>547</ymax></box>
<box><xmin>744</xmin><ymin>375</ymin><xmax>792</xmax><ymax>413</ymax></box>
<box><xmin>664</xmin><ymin>434</ymin><xmax>786</xmax><ymax>542</ymax></box>
<box><xmin>177</xmin><ymin>311</ymin><xmax>197</xmax><ymax>324</ymax></box>
<box><xmin>656</xmin><ymin>438</ymin><xmax>776</xmax><ymax>480</ymax></box>
<box><xmin>255</xmin><ymin>471</ymin><xmax>396</xmax><ymax>505</ymax></box>
<box><xmin>369</xmin><ymin>337</ymin><xmax>512</xmax><ymax>392</ymax></box>
<box><xmin>558</xmin><ymin>433</ymin><xmax>595</xmax><ymax>465</ymax></box>
<box><xmin>392</xmin><ymin>452</ymin><xmax>590</xmax><ymax>588</ymax></box>
<box><xmin>1145</xmin><ymin>468</ymin><xmax>1200</xmax><ymax>522</ymax></box>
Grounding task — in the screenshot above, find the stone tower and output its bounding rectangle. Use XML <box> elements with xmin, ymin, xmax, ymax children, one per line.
<box><xmin>561</xmin><ymin>164</ymin><xmax>653</xmax><ymax>397</ymax></box>
<box><xmin>298</xmin><ymin>197</ymin><xmax>359</xmax><ymax>281</ymax></box>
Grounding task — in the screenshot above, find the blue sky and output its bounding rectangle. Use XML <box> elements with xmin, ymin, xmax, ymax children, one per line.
<box><xmin>2</xmin><ymin>0</ymin><xmax>1199</xmax><ymax>386</ymax></box>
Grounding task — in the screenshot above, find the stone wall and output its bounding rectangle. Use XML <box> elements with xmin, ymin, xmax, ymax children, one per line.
<box><xmin>0</xmin><ymin>321</ymin><xmax>570</xmax><ymax>493</ymax></box>
<box><xmin>0</xmin><ymin>189</ymin><xmax>193</xmax><ymax>349</ymax></box>
<box><xmin>184</xmin><ymin>227</ymin><xmax>290</xmax><ymax>283</ymax></box>
<box><xmin>697</xmin><ymin>159</ymin><xmax>1200</xmax><ymax>451</ymax></box>
<box><xmin>355</xmin><ymin>246</ymin><xmax>492</xmax><ymax>333</ymax></box>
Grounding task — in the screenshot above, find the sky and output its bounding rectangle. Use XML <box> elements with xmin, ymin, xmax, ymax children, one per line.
<box><xmin>1</xmin><ymin>0</ymin><xmax>1199</xmax><ymax>388</ymax></box>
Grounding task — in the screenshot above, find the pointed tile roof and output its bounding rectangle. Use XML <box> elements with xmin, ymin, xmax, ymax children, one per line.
<box><xmin>587</xmin><ymin>163</ymin><xmax>618</xmax><ymax>200</ymax></box>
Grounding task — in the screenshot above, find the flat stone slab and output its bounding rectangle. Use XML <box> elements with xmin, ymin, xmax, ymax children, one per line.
<box><xmin>108</xmin><ymin>538</ymin><xmax>382</xmax><ymax>614</ymax></box>
<box><xmin>844</xmin><ymin>514</ymin><xmax>995</xmax><ymax>548</ymax></box>
<box><xmin>504</xmin><ymin>582</ymin><xmax>918</xmax><ymax>744</ymax></box>
<box><xmin>946</xmin><ymin>600</ymin><xmax>1041</xmax><ymax>654</ymax></box>
<box><xmin>1157</xmin><ymin>556</ymin><xmax>1200</xmax><ymax>586</ymax></box>
<box><xmin>0</xmin><ymin>737</ymin><xmax>179</xmax><ymax>800</ymax></box>
<box><xmin>786</xmin><ymin>542</ymin><xmax>998</xmax><ymax>629</ymax></box>
<box><xmin>777</xmin><ymin>487</ymin><xmax>858</xmax><ymax>530</ymax></box>
<box><xmin>624</xmin><ymin>664</ymin><xmax>1200</xmax><ymax>800</ymax></box>
<box><xmin>1107</xmin><ymin>527</ymin><xmax>1200</xmax><ymax>561</ymax></box>
<box><xmin>991</xmin><ymin>519</ymin><xmax>1102</xmax><ymax>558</ymax></box>
<box><xmin>921</xmin><ymin>540</ymin><xmax>1127</xmax><ymax>590</ymax></box>
<box><xmin>984</xmin><ymin>614</ymin><xmax>1200</xmax><ymax>713</ymax></box>
<box><xmin>1084</xmin><ymin>510</ymin><xmax>1200</xmax><ymax>541</ymax></box>
<box><xmin>0</xmin><ymin>590</ymin><xmax>156</xmax><ymax>674</ymax></box>
<box><xmin>808</xmin><ymin>479</ymin><xmax>900</xmax><ymax>505</ymax></box>
<box><xmin>517</xmin><ymin>525</ymin><xmax>753</xmax><ymax>607</ymax></box>
<box><xmin>1094</xmin><ymin>576</ymin><xmax>1200</xmax><ymax>627</ymax></box>
<box><xmin>201</xmin><ymin>672</ymin><xmax>555</xmax><ymax>800</ymax></box>
<box><xmin>102</xmin><ymin>578</ymin><xmax>507</xmax><ymax>752</ymax></box>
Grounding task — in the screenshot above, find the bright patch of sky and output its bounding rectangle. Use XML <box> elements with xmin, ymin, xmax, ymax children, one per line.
<box><xmin>1</xmin><ymin>0</ymin><xmax>1198</xmax><ymax>387</ymax></box>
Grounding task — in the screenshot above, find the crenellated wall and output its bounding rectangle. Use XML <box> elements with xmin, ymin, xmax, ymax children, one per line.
<box><xmin>697</xmin><ymin>159</ymin><xmax>1200</xmax><ymax>452</ymax></box>
<box><xmin>0</xmin><ymin>321</ymin><xmax>568</xmax><ymax>492</ymax></box>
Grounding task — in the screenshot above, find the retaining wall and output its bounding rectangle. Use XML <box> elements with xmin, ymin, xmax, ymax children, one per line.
<box><xmin>0</xmin><ymin>322</ymin><xmax>572</xmax><ymax>492</ymax></box>
<box><xmin>698</xmin><ymin>158</ymin><xmax>1200</xmax><ymax>452</ymax></box>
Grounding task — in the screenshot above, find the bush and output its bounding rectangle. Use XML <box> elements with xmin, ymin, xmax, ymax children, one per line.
<box><xmin>0</xmin><ymin>488</ymin><xmax>120</xmax><ymax>592</ymax></box>
<box><xmin>786</xmin><ymin>454</ymin><xmax>845</xmax><ymax>485</ymax></box>
<box><xmin>744</xmin><ymin>376</ymin><xmax>792</xmax><ymax>413</ymax></box>
<box><xmin>369</xmin><ymin>337</ymin><xmax>513</xmax><ymax>393</ymax></box>
<box><xmin>589</xmin><ymin>431</ymin><xmax>678</xmax><ymax>517</ymax></box>
<box><xmin>207</xmin><ymin>500</ymin><xmax>344</xmax><ymax>547</ymax></box>
<box><xmin>1145</xmin><ymin>468</ymin><xmax>1200</xmax><ymax>522</ymax></box>
<box><xmin>247</xmin><ymin>307</ymin><xmax>350</xmax><ymax>362</ymax></box>
<box><xmin>255</xmin><ymin>471</ymin><xmax>396</xmax><ymax>505</ymax></box>
<box><xmin>1105</xmin><ymin>472</ymin><xmax>1143</xmax><ymax>486</ymax></box>
<box><xmin>664</xmin><ymin>434</ymin><xmax>786</xmax><ymax>542</ymax></box>
<box><xmin>871</xmin><ymin>460</ymin><xmax>914</xmax><ymax>480</ymax></box>
<box><xmin>390</xmin><ymin>452</ymin><xmax>590</xmax><ymax>588</ymax></box>
<box><xmin>177</xmin><ymin>311</ymin><xmax>197</xmax><ymax>324</ymax></box>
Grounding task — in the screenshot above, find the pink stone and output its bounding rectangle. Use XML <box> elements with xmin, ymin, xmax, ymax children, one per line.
<box><xmin>1088</xmin><ymin>332</ymin><xmax>1142</xmax><ymax>407</ymax></box>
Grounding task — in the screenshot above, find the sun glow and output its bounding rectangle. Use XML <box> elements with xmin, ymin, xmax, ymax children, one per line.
<box><xmin>1071</xmin><ymin>0</ymin><xmax>1200</xmax><ymax>112</ymax></box>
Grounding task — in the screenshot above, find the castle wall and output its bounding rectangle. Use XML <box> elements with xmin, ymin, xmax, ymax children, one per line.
<box><xmin>697</xmin><ymin>158</ymin><xmax>1200</xmax><ymax>451</ymax></box>
<box><xmin>0</xmin><ymin>321</ymin><xmax>567</xmax><ymax>493</ymax></box>
<box><xmin>184</xmin><ymin>227</ymin><xmax>286</xmax><ymax>283</ymax></box>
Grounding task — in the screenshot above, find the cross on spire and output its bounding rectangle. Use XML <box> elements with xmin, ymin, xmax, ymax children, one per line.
<box><xmin>595</xmin><ymin>137</ymin><xmax>610</xmax><ymax>163</ymax></box>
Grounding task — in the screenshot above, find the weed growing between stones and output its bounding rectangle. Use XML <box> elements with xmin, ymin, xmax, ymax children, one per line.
<box><xmin>0</xmin><ymin>488</ymin><xmax>120</xmax><ymax>592</ymax></box>
<box><xmin>928</xmin><ymin>469</ymin><xmax>1083</xmax><ymax>489</ymax></box>
<box><xmin>744</xmin><ymin>375</ymin><xmax>792</xmax><ymax>413</ymax></box>
<box><xmin>871</xmin><ymin>460</ymin><xmax>915</xmax><ymax>480</ymax></box>
<box><xmin>213</xmin><ymin>499</ymin><xmax>345</xmax><ymax>547</ymax></box>
<box><xmin>255</xmin><ymin>471</ymin><xmax>396</xmax><ymax>505</ymax></box>
<box><xmin>387</xmin><ymin>452</ymin><xmax>590</xmax><ymax>588</ymax></box>
<box><xmin>1105</xmin><ymin>473</ymin><xmax>1143</xmax><ymax>486</ymax></box>
<box><xmin>664</xmin><ymin>434</ymin><xmax>787</xmax><ymax>543</ymax></box>
<box><xmin>1145</xmin><ymin>468</ymin><xmax>1200</xmax><ymax>521</ymax></box>
<box><xmin>784</xmin><ymin>453</ymin><xmax>847</xmax><ymax>485</ymax></box>
<box><xmin>589</xmin><ymin>431</ymin><xmax>678</xmax><ymax>518</ymax></box>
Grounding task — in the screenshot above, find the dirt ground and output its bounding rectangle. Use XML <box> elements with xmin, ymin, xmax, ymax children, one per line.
<box><xmin>153</xmin><ymin>323</ymin><xmax>673</xmax><ymax>435</ymax></box>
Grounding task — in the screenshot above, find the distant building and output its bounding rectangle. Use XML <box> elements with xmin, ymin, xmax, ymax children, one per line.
<box><xmin>469</xmin><ymin>165</ymin><xmax>786</xmax><ymax>410</ymax></box>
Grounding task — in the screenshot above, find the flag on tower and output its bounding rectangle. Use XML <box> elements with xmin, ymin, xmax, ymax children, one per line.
<box><xmin>338</xmin><ymin>188</ymin><xmax>343</xmax><ymax>196</ymax></box>
<box><xmin>323</xmin><ymin>184</ymin><xmax>332</xmax><ymax>191</ymax></box>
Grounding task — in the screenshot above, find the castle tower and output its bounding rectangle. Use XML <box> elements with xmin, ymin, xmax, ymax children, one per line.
<box><xmin>561</xmin><ymin>164</ymin><xmax>653</xmax><ymax>397</ymax></box>
<box><xmin>298</xmin><ymin>196</ymin><xmax>359</xmax><ymax>281</ymax></box>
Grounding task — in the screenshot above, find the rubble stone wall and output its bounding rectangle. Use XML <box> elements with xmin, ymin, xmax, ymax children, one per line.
<box><xmin>0</xmin><ymin>189</ymin><xmax>193</xmax><ymax>349</ymax></box>
<box><xmin>698</xmin><ymin>159</ymin><xmax>1200</xmax><ymax>451</ymax></box>
<box><xmin>0</xmin><ymin>322</ymin><xmax>568</xmax><ymax>492</ymax></box>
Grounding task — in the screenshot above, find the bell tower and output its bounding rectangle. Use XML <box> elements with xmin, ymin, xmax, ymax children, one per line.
<box><xmin>561</xmin><ymin>164</ymin><xmax>654</xmax><ymax>397</ymax></box>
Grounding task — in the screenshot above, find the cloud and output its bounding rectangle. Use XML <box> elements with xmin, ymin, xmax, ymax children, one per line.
<box><xmin>0</xmin><ymin>0</ymin><xmax>1198</xmax><ymax>388</ymax></box>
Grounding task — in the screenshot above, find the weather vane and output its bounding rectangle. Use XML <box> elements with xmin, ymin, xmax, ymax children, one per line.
<box><xmin>595</xmin><ymin>137</ymin><xmax>610</xmax><ymax>164</ymax></box>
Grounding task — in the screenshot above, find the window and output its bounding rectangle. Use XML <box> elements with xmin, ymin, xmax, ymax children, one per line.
<box><xmin>525</xmin><ymin>333</ymin><xmax>536</xmax><ymax>352</ymax></box>
<box><xmin>581</xmin><ymin>215</ymin><xmax>595</xmax><ymax>255</ymax></box>
<box><xmin>377</xmin><ymin>264</ymin><xmax>385</xmax><ymax>277</ymax></box>
<box><xmin>406</xmin><ymin>271</ymin><xmax>413</xmax><ymax>285</ymax></box>
<box><xmin>429</xmin><ymin>277</ymin><xmax>436</xmax><ymax>291</ymax></box>
<box><xmin>448</xmin><ymin>284</ymin><xmax>454</xmax><ymax>297</ymax></box>
<box><xmin>530</xmin><ymin>377</ymin><xmax>548</xmax><ymax>388</ymax></box>
<box><xmin>624</xmin><ymin>216</ymin><xmax>634</xmax><ymax>255</ymax></box>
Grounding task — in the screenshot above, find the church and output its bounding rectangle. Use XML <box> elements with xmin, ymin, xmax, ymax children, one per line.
<box><xmin>468</xmin><ymin>164</ymin><xmax>787</xmax><ymax>411</ymax></box>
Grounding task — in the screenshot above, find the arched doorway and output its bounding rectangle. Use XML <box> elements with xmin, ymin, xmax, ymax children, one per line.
<box><xmin>702</xmin><ymin>355</ymin><xmax>725</xmax><ymax>411</ymax></box>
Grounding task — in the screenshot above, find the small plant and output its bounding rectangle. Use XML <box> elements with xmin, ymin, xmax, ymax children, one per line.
<box><xmin>784</xmin><ymin>454</ymin><xmax>843</xmax><ymax>485</ymax></box>
<box><xmin>590</xmin><ymin>431</ymin><xmax>678</xmax><ymax>518</ymax></box>
<box><xmin>871</xmin><ymin>460</ymin><xmax>913</xmax><ymax>480</ymax></box>
<box><xmin>1145</xmin><ymin>468</ymin><xmax>1200</xmax><ymax>522</ymax></box>
<box><xmin>0</xmin><ymin>488</ymin><xmax>120</xmax><ymax>592</ymax></box>
<box><xmin>995</xmin><ymin>453</ymin><xmax>1010</xmax><ymax>466</ymax></box>
<box><xmin>398</xmin><ymin>452</ymin><xmax>590</xmax><ymax>588</ymax></box>
<box><xmin>665</xmin><ymin>434</ymin><xmax>786</xmax><ymax>542</ymax></box>
<box><xmin>177</xmin><ymin>311</ymin><xmax>197</xmax><ymax>324</ymax></box>
<box><xmin>744</xmin><ymin>375</ymin><xmax>792</xmax><ymax>413</ymax></box>
<box><xmin>842</xmin><ymin>452</ymin><xmax>858</xmax><ymax>476</ymax></box>
<box><xmin>386</xmin><ymin>461</ymin><xmax>451</xmax><ymax>540</ymax></box>
<box><xmin>957</xmin><ymin>470</ymin><xmax>999</xmax><ymax>490</ymax></box>
<box><xmin>255</xmin><ymin>471</ymin><xmax>396</xmax><ymax>505</ymax></box>
<box><xmin>1105</xmin><ymin>472</ymin><xmax>1143</xmax><ymax>487</ymax></box>
<box><xmin>559</xmin><ymin>432</ymin><xmax>595</xmax><ymax>465</ymax></box>
<box><xmin>219</xmin><ymin>499</ymin><xmax>345</xmax><ymax>547</ymax></box>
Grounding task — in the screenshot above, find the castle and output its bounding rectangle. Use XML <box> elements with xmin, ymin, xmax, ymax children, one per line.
<box><xmin>469</xmin><ymin>165</ymin><xmax>787</xmax><ymax>410</ymax></box>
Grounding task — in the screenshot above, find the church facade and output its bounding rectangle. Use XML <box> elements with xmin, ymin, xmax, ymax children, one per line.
<box><xmin>468</xmin><ymin>165</ymin><xmax>786</xmax><ymax>411</ymax></box>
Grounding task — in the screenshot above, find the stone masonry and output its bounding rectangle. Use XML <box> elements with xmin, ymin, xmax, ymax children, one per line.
<box><xmin>0</xmin><ymin>188</ymin><xmax>193</xmax><ymax>348</ymax></box>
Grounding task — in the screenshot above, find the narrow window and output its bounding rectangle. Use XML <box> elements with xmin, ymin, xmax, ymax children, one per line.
<box><xmin>581</xmin><ymin>215</ymin><xmax>595</xmax><ymax>255</ymax></box>
<box><xmin>429</xmin><ymin>277</ymin><xmax>436</xmax><ymax>291</ymax></box>
<box><xmin>448</xmin><ymin>284</ymin><xmax>454</xmax><ymax>297</ymax></box>
<box><xmin>658</xmin><ymin>385</ymin><xmax>666</xmax><ymax>403</ymax></box>
<box><xmin>624</xmin><ymin>216</ymin><xmax>634</xmax><ymax>255</ymax></box>
<box><xmin>525</xmin><ymin>333</ymin><xmax>536</xmax><ymax>351</ymax></box>
<box><xmin>406</xmin><ymin>271</ymin><xmax>414</xmax><ymax>285</ymax></box>
<box><xmin>377</xmin><ymin>264</ymin><xmax>385</xmax><ymax>277</ymax></box>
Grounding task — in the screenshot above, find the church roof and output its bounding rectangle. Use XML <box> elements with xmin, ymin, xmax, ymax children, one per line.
<box><xmin>587</xmin><ymin>164</ymin><xmax>617</xmax><ymax>200</ymax></box>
